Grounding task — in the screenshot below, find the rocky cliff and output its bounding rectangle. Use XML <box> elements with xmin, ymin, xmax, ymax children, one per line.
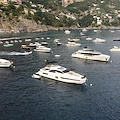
<box><xmin>0</xmin><ymin>16</ymin><xmax>72</xmax><ymax>34</ymax></box>
<box><xmin>62</xmin><ymin>0</ymin><xmax>84</xmax><ymax>7</ymax></box>
<box><xmin>0</xmin><ymin>16</ymin><xmax>60</xmax><ymax>34</ymax></box>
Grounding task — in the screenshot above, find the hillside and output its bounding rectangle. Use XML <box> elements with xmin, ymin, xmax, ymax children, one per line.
<box><xmin>0</xmin><ymin>0</ymin><xmax>120</xmax><ymax>34</ymax></box>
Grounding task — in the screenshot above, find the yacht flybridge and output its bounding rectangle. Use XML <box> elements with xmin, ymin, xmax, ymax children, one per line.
<box><xmin>32</xmin><ymin>64</ymin><xmax>87</xmax><ymax>84</ymax></box>
<box><xmin>71</xmin><ymin>48</ymin><xmax>110</xmax><ymax>62</ymax></box>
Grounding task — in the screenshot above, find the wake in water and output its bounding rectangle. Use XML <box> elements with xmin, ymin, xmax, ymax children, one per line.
<box><xmin>0</xmin><ymin>51</ymin><xmax>32</xmax><ymax>55</ymax></box>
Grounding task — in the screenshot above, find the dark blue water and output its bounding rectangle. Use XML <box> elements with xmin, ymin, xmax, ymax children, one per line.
<box><xmin>0</xmin><ymin>29</ymin><xmax>120</xmax><ymax>120</ymax></box>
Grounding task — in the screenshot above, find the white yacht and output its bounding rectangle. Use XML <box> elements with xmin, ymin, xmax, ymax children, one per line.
<box><xmin>72</xmin><ymin>38</ymin><xmax>80</xmax><ymax>42</ymax></box>
<box><xmin>32</xmin><ymin>64</ymin><xmax>87</xmax><ymax>84</ymax></box>
<box><xmin>22</xmin><ymin>51</ymin><xmax>32</xmax><ymax>55</ymax></box>
<box><xmin>66</xmin><ymin>41</ymin><xmax>81</xmax><ymax>47</ymax></box>
<box><xmin>93</xmin><ymin>38</ymin><xmax>106</xmax><ymax>43</ymax></box>
<box><xmin>0</xmin><ymin>59</ymin><xmax>14</xmax><ymax>67</ymax></box>
<box><xmin>86</xmin><ymin>37</ymin><xmax>92</xmax><ymax>40</ymax></box>
<box><xmin>71</xmin><ymin>48</ymin><xmax>110</xmax><ymax>62</ymax></box>
<box><xmin>29</xmin><ymin>42</ymin><xmax>41</xmax><ymax>47</ymax></box>
<box><xmin>34</xmin><ymin>45</ymin><xmax>51</xmax><ymax>53</ymax></box>
<box><xmin>41</xmin><ymin>42</ymin><xmax>48</xmax><ymax>45</ymax></box>
<box><xmin>29</xmin><ymin>43</ymin><xmax>36</xmax><ymax>47</ymax></box>
<box><xmin>110</xmin><ymin>46</ymin><xmax>120</xmax><ymax>52</ymax></box>
<box><xmin>4</xmin><ymin>43</ymin><xmax>14</xmax><ymax>47</ymax></box>
<box><xmin>65</xmin><ymin>30</ymin><xmax>71</xmax><ymax>34</ymax></box>
<box><xmin>82</xmin><ymin>28</ymin><xmax>88</xmax><ymax>32</ymax></box>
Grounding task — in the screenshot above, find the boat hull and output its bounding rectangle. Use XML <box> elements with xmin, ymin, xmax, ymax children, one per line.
<box><xmin>0</xmin><ymin>59</ymin><xmax>13</xmax><ymax>67</ymax></box>
<box><xmin>0</xmin><ymin>63</ymin><xmax>12</xmax><ymax>67</ymax></box>
<box><xmin>34</xmin><ymin>49</ymin><xmax>51</xmax><ymax>53</ymax></box>
<box><xmin>71</xmin><ymin>53</ymin><xmax>110</xmax><ymax>62</ymax></box>
<box><xmin>110</xmin><ymin>49</ymin><xmax>120</xmax><ymax>52</ymax></box>
<box><xmin>66</xmin><ymin>42</ymin><xmax>81</xmax><ymax>47</ymax></box>
<box><xmin>36</xmin><ymin>71</ymin><xmax>87</xmax><ymax>84</ymax></box>
<box><xmin>4</xmin><ymin>44</ymin><xmax>14</xmax><ymax>47</ymax></box>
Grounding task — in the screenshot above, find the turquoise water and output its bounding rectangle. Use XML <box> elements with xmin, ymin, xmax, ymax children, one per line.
<box><xmin>0</xmin><ymin>29</ymin><xmax>120</xmax><ymax>120</ymax></box>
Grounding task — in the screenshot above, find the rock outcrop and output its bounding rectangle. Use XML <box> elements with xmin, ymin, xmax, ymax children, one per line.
<box><xmin>62</xmin><ymin>0</ymin><xmax>84</xmax><ymax>7</ymax></box>
<box><xmin>0</xmin><ymin>16</ymin><xmax>52</xmax><ymax>33</ymax></box>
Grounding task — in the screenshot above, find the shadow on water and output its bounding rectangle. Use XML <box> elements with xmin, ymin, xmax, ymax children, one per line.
<box><xmin>1</xmin><ymin>30</ymin><xmax>120</xmax><ymax>120</ymax></box>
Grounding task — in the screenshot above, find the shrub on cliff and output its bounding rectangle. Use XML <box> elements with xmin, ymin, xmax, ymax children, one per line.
<box><xmin>78</xmin><ymin>14</ymin><xmax>93</xmax><ymax>27</ymax></box>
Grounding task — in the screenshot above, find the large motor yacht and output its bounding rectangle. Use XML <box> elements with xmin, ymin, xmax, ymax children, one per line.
<box><xmin>71</xmin><ymin>48</ymin><xmax>110</xmax><ymax>62</ymax></box>
<box><xmin>34</xmin><ymin>45</ymin><xmax>51</xmax><ymax>53</ymax></box>
<box><xmin>0</xmin><ymin>58</ymin><xmax>14</xmax><ymax>67</ymax></box>
<box><xmin>32</xmin><ymin>64</ymin><xmax>87</xmax><ymax>84</ymax></box>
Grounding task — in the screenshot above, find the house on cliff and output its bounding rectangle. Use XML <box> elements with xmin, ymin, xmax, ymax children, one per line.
<box><xmin>0</xmin><ymin>0</ymin><xmax>22</xmax><ymax>5</ymax></box>
<box><xmin>0</xmin><ymin>0</ymin><xmax>8</xmax><ymax>4</ymax></box>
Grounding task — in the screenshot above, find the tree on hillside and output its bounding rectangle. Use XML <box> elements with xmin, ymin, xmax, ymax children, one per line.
<box><xmin>78</xmin><ymin>14</ymin><xmax>93</xmax><ymax>27</ymax></box>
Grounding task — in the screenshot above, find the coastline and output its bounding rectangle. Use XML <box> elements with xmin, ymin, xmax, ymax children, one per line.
<box><xmin>0</xmin><ymin>25</ymin><xmax>120</xmax><ymax>36</ymax></box>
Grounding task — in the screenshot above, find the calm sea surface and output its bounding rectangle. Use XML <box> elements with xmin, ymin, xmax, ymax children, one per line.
<box><xmin>0</xmin><ymin>29</ymin><xmax>120</xmax><ymax>120</ymax></box>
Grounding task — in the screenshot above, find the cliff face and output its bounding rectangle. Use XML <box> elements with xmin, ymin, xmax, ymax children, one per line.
<box><xmin>0</xmin><ymin>15</ymin><xmax>75</xmax><ymax>34</ymax></box>
<box><xmin>0</xmin><ymin>16</ymin><xmax>51</xmax><ymax>33</ymax></box>
<box><xmin>62</xmin><ymin>0</ymin><xmax>84</xmax><ymax>7</ymax></box>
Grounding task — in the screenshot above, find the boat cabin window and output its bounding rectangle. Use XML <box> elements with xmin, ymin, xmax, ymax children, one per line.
<box><xmin>81</xmin><ymin>53</ymin><xmax>100</xmax><ymax>55</ymax></box>
<box><xmin>64</xmin><ymin>70</ymin><xmax>69</xmax><ymax>73</ymax></box>
<box><xmin>49</xmin><ymin>70</ymin><xmax>56</xmax><ymax>73</ymax></box>
<box><xmin>55</xmin><ymin>70</ymin><xmax>63</xmax><ymax>73</ymax></box>
<box><xmin>50</xmin><ymin>70</ymin><xmax>63</xmax><ymax>73</ymax></box>
<box><xmin>83</xmin><ymin>49</ymin><xmax>94</xmax><ymax>51</ymax></box>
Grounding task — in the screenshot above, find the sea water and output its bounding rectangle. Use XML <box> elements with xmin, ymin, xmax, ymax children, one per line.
<box><xmin>0</xmin><ymin>29</ymin><xmax>120</xmax><ymax>120</ymax></box>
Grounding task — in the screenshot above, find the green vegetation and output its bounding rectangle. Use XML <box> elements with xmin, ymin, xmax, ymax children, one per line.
<box><xmin>78</xmin><ymin>14</ymin><xmax>93</xmax><ymax>27</ymax></box>
<box><xmin>1</xmin><ymin>0</ymin><xmax>120</xmax><ymax>28</ymax></box>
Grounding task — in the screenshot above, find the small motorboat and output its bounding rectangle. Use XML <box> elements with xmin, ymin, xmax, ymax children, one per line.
<box><xmin>93</xmin><ymin>38</ymin><xmax>106</xmax><ymax>43</ymax></box>
<box><xmin>113</xmin><ymin>38</ymin><xmax>120</xmax><ymax>41</ymax></box>
<box><xmin>66</xmin><ymin>41</ymin><xmax>81</xmax><ymax>47</ymax></box>
<box><xmin>14</xmin><ymin>40</ymin><xmax>18</xmax><ymax>43</ymax></box>
<box><xmin>41</xmin><ymin>42</ymin><xmax>48</xmax><ymax>45</ymax></box>
<box><xmin>55</xmin><ymin>54</ymin><xmax>60</xmax><ymax>58</ymax></box>
<box><xmin>34</xmin><ymin>45</ymin><xmax>51</xmax><ymax>53</ymax></box>
<box><xmin>54</xmin><ymin>39</ymin><xmax>60</xmax><ymax>43</ymax></box>
<box><xmin>47</xmin><ymin>37</ymin><xmax>50</xmax><ymax>40</ymax></box>
<box><xmin>82</xmin><ymin>28</ymin><xmax>88</xmax><ymax>32</ymax></box>
<box><xmin>21</xmin><ymin>45</ymin><xmax>30</xmax><ymax>50</ymax></box>
<box><xmin>86</xmin><ymin>37</ymin><xmax>92</xmax><ymax>40</ymax></box>
<box><xmin>72</xmin><ymin>38</ymin><xmax>80</xmax><ymax>42</ymax></box>
<box><xmin>19</xmin><ymin>40</ymin><xmax>22</xmax><ymax>43</ymax></box>
<box><xmin>29</xmin><ymin>43</ymin><xmax>37</xmax><ymax>47</ymax></box>
<box><xmin>65</xmin><ymin>30</ymin><xmax>71</xmax><ymax>34</ymax></box>
<box><xmin>0</xmin><ymin>58</ymin><xmax>14</xmax><ymax>67</ymax></box>
<box><xmin>110</xmin><ymin>46</ymin><xmax>120</xmax><ymax>52</ymax></box>
<box><xmin>22</xmin><ymin>51</ymin><xmax>32</xmax><ymax>55</ymax></box>
<box><xmin>25</xmin><ymin>38</ymin><xmax>31</xmax><ymax>42</ymax></box>
<box><xmin>57</xmin><ymin>42</ymin><xmax>62</xmax><ymax>46</ymax></box>
<box><xmin>35</xmin><ymin>37</ymin><xmax>40</xmax><ymax>40</ymax></box>
<box><xmin>4</xmin><ymin>43</ymin><xmax>14</xmax><ymax>47</ymax></box>
<box><xmin>67</xmin><ymin>38</ymin><xmax>74</xmax><ymax>42</ymax></box>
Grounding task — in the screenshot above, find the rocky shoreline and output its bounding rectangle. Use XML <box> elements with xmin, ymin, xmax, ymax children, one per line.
<box><xmin>0</xmin><ymin>17</ymin><xmax>120</xmax><ymax>35</ymax></box>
